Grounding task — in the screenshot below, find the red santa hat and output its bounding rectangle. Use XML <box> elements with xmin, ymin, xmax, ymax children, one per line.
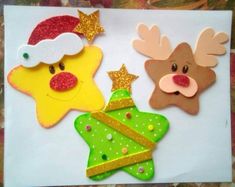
<box><xmin>17</xmin><ymin>15</ymin><xmax>84</xmax><ymax>68</ymax></box>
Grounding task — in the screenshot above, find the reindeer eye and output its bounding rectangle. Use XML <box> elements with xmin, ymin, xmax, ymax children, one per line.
<box><xmin>59</xmin><ymin>62</ymin><xmax>65</xmax><ymax>70</ymax></box>
<box><xmin>49</xmin><ymin>65</ymin><xmax>55</xmax><ymax>74</ymax></box>
<box><xmin>182</xmin><ymin>65</ymin><xmax>189</xmax><ymax>74</ymax></box>
<box><xmin>171</xmin><ymin>63</ymin><xmax>177</xmax><ymax>72</ymax></box>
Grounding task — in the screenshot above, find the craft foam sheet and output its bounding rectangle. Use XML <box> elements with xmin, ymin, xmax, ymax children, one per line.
<box><xmin>4</xmin><ymin>6</ymin><xmax>232</xmax><ymax>186</ymax></box>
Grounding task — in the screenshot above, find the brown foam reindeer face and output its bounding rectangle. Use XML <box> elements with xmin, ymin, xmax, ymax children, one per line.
<box><xmin>133</xmin><ymin>24</ymin><xmax>229</xmax><ymax>114</ymax></box>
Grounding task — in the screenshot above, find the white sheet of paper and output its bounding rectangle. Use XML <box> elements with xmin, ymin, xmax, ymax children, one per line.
<box><xmin>4</xmin><ymin>6</ymin><xmax>232</xmax><ymax>187</ymax></box>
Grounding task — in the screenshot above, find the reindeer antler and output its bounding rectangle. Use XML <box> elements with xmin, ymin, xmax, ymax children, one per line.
<box><xmin>194</xmin><ymin>28</ymin><xmax>229</xmax><ymax>67</ymax></box>
<box><xmin>133</xmin><ymin>24</ymin><xmax>172</xmax><ymax>60</ymax></box>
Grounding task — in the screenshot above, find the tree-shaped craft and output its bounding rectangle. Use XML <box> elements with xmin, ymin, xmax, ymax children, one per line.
<box><xmin>74</xmin><ymin>65</ymin><xmax>169</xmax><ymax>180</ymax></box>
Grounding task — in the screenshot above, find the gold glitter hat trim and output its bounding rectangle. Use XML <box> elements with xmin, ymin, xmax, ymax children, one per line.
<box><xmin>91</xmin><ymin>112</ymin><xmax>155</xmax><ymax>149</ymax></box>
<box><xmin>86</xmin><ymin>149</ymin><xmax>152</xmax><ymax>177</ymax></box>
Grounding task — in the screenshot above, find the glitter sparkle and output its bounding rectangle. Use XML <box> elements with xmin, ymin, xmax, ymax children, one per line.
<box><xmin>108</xmin><ymin>64</ymin><xmax>138</xmax><ymax>93</ymax></box>
<box><xmin>73</xmin><ymin>10</ymin><xmax>104</xmax><ymax>42</ymax></box>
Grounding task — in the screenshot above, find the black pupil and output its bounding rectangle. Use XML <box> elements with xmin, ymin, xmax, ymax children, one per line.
<box><xmin>182</xmin><ymin>65</ymin><xmax>189</xmax><ymax>73</ymax></box>
<box><xmin>171</xmin><ymin>63</ymin><xmax>177</xmax><ymax>72</ymax></box>
<box><xmin>49</xmin><ymin>65</ymin><xmax>55</xmax><ymax>74</ymax></box>
<box><xmin>59</xmin><ymin>62</ymin><xmax>65</xmax><ymax>70</ymax></box>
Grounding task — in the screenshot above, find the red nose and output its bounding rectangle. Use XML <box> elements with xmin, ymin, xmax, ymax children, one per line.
<box><xmin>50</xmin><ymin>72</ymin><xmax>78</xmax><ymax>91</ymax></box>
<box><xmin>173</xmin><ymin>74</ymin><xmax>190</xmax><ymax>87</ymax></box>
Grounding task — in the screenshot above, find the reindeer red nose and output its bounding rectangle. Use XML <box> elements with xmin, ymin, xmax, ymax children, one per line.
<box><xmin>50</xmin><ymin>72</ymin><xmax>78</xmax><ymax>91</ymax></box>
<box><xmin>173</xmin><ymin>74</ymin><xmax>190</xmax><ymax>87</ymax></box>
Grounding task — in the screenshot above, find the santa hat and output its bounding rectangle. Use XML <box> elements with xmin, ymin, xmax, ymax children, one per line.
<box><xmin>17</xmin><ymin>15</ymin><xmax>84</xmax><ymax>68</ymax></box>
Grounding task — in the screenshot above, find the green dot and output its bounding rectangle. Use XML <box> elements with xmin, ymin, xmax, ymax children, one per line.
<box><xmin>102</xmin><ymin>154</ymin><xmax>107</xmax><ymax>160</ymax></box>
<box><xmin>23</xmin><ymin>53</ymin><xmax>29</xmax><ymax>59</ymax></box>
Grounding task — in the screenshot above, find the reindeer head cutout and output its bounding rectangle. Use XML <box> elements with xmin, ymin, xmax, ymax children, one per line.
<box><xmin>133</xmin><ymin>24</ymin><xmax>229</xmax><ymax>114</ymax></box>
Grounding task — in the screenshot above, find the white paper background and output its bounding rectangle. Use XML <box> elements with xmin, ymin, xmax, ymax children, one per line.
<box><xmin>4</xmin><ymin>6</ymin><xmax>232</xmax><ymax>187</ymax></box>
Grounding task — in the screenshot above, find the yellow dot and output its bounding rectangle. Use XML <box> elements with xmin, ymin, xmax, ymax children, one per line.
<box><xmin>122</xmin><ymin>147</ymin><xmax>128</xmax><ymax>155</ymax></box>
<box><xmin>148</xmin><ymin>124</ymin><xmax>154</xmax><ymax>131</ymax></box>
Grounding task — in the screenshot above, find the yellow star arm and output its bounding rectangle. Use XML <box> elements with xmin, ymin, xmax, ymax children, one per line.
<box><xmin>36</xmin><ymin>96</ymin><xmax>71</xmax><ymax>128</ymax></box>
<box><xmin>72</xmin><ymin>79</ymin><xmax>105</xmax><ymax>110</ymax></box>
<box><xmin>8</xmin><ymin>65</ymin><xmax>45</xmax><ymax>96</ymax></box>
<box><xmin>66</xmin><ymin>46</ymin><xmax>103</xmax><ymax>79</ymax></box>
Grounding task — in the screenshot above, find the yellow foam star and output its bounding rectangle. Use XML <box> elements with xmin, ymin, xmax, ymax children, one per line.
<box><xmin>74</xmin><ymin>10</ymin><xmax>104</xmax><ymax>42</ymax></box>
<box><xmin>108</xmin><ymin>64</ymin><xmax>138</xmax><ymax>93</ymax></box>
<box><xmin>8</xmin><ymin>46</ymin><xmax>105</xmax><ymax>128</ymax></box>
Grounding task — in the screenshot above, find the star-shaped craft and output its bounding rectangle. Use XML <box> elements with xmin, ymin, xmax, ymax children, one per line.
<box><xmin>145</xmin><ymin>43</ymin><xmax>216</xmax><ymax>114</ymax></box>
<box><xmin>8</xmin><ymin>46</ymin><xmax>105</xmax><ymax>128</ymax></box>
<box><xmin>108</xmin><ymin>64</ymin><xmax>138</xmax><ymax>93</ymax></box>
<box><xmin>73</xmin><ymin>10</ymin><xmax>104</xmax><ymax>42</ymax></box>
<box><xmin>74</xmin><ymin>89</ymin><xmax>169</xmax><ymax>180</ymax></box>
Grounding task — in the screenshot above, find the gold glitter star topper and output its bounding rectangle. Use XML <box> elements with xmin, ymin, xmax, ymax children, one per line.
<box><xmin>108</xmin><ymin>64</ymin><xmax>139</xmax><ymax>93</ymax></box>
<box><xmin>74</xmin><ymin>10</ymin><xmax>104</xmax><ymax>42</ymax></box>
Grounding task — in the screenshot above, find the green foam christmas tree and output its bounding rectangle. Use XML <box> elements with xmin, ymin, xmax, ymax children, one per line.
<box><xmin>74</xmin><ymin>65</ymin><xmax>169</xmax><ymax>181</ymax></box>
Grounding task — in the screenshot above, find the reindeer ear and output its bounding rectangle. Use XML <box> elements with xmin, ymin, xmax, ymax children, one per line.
<box><xmin>133</xmin><ymin>24</ymin><xmax>172</xmax><ymax>60</ymax></box>
<box><xmin>194</xmin><ymin>28</ymin><xmax>229</xmax><ymax>67</ymax></box>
